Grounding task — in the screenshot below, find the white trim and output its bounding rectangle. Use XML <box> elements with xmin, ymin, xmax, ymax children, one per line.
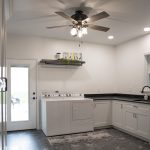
<box><xmin>6</xmin><ymin>58</ymin><xmax>39</xmax><ymax>130</ymax></box>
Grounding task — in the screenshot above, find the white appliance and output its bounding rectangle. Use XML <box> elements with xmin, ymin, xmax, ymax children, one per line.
<box><xmin>41</xmin><ymin>92</ymin><xmax>94</xmax><ymax>136</ymax></box>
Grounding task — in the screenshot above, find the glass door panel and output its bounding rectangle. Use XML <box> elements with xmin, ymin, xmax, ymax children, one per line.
<box><xmin>11</xmin><ymin>67</ymin><xmax>29</xmax><ymax>122</ymax></box>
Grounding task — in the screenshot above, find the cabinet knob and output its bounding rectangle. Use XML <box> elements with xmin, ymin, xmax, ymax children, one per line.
<box><xmin>133</xmin><ymin>113</ymin><xmax>137</xmax><ymax>118</ymax></box>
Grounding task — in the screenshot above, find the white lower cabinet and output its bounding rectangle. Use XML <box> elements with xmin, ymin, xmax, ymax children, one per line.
<box><xmin>112</xmin><ymin>101</ymin><xmax>124</xmax><ymax>128</ymax></box>
<box><xmin>41</xmin><ymin>99</ymin><xmax>93</xmax><ymax>136</ymax></box>
<box><xmin>124</xmin><ymin>103</ymin><xmax>150</xmax><ymax>139</ymax></box>
<box><xmin>136</xmin><ymin>113</ymin><xmax>150</xmax><ymax>139</ymax></box>
<box><xmin>42</xmin><ymin>101</ymin><xmax>70</xmax><ymax>136</ymax></box>
<box><xmin>124</xmin><ymin>109</ymin><xmax>137</xmax><ymax>133</ymax></box>
<box><xmin>94</xmin><ymin>101</ymin><xmax>112</xmax><ymax>127</ymax></box>
<box><xmin>70</xmin><ymin>101</ymin><xmax>94</xmax><ymax>133</ymax></box>
<box><xmin>112</xmin><ymin>101</ymin><xmax>150</xmax><ymax>140</ymax></box>
<box><xmin>42</xmin><ymin>97</ymin><xmax>150</xmax><ymax>140</ymax></box>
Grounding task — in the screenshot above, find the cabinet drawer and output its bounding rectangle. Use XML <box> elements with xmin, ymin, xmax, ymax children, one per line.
<box><xmin>125</xmin><ymin>104</ymin><xmax>137</xmax><ymax>112</ymax></box>
<box><xmin>124</xmin><ymin>103</ymin><xmax>150</xmax><ymax>115</ymax></box>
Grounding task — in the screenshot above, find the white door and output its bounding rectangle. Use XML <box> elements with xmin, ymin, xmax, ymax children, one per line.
<box><xmin>7</xmin><ymin>59</ymin><xmax>37</xmax><ymax>131</ymax></box>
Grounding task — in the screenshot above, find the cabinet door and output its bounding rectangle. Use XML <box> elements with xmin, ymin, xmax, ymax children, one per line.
<box><xmin>94</xmin><ymin>101</ymin><xmax>111</xmax><ymax>127</ymax></box>
<box><xmin>46</xmin><ymin>101</ymin><xmax>70</xmax><ymax>136</ymax></box>
<box><xmin>136</xmin><ymin>111</ymin><xmax>150</xmax><ymax>139</ymax></box>
<box><xmin>124</xmin><ymin>103</ymin><xmax>150</xmax><ymax>139</ymax></box>
<box><xmin>137</xmin><ymin>114</ymin><xmax>150</xmax><ymax>138</ymax></box>
<box><xmin>112</xmin><ymin>101</ymin><xmax>124</xmax><ymax>128</ymax></box>
<box><xmin>70</xmin><ymin>101</ymin><xmax>93</xmax><ymax>133</ymax></box>
<box><xmin>124</xmin><ymin>110</ymin><xmax>137</xmax><ymax>133</ymax></box>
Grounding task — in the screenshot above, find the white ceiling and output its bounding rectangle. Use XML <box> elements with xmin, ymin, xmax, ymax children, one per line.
<box><xmin>7</xmin><ymin>0</ymin><xmax>150</xmax><ymax>45</ymax></box>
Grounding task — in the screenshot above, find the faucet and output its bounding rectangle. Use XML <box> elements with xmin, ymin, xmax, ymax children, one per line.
<box><xmin>141</xmin><ymin>86</ymin><xmax>150</xmax><ymax>100</ymax></box>
<box><xmin>141</xmin><ymin>85</ymin><xmax>150</xmax><ymax>93</ymax></box>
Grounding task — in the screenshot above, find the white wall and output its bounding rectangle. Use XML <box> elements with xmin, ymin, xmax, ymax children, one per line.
<box><xmin>7</xmin><ymin>34</ymin><xmax>116</xmax><ymax>95</ymax></box>
<box><xmin>116</xmin><ymin>34</ymin><xmax>150</xmax><ymax>94</ymax></box>
<box><xmin>7</xmin><ymin>33</ymin><xmax>150</xmax><ymax>96</ymax></box>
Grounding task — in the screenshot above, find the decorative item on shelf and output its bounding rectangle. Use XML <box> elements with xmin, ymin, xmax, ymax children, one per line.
<box><xmin>74</xmin><ymin>53</ymin><xmax>78</xmax><ymax>60</ymax></box>
<box><xmin>63</xmin><ymin>52</ymin><xmax>68</xmax><ymax>59</ymax></box>
<box><xmin>62</xmin><ymin>52</ymin><xmax>83</xmax><ymax>61</ymax></box>
<box><xmin>79</xmin><ymin>53</ymin><xmax>82</xmax><ymax>61</ymax></box>
<box><xmin>68</xmin><ymin>53</ymin><xmax>72</xmax><ymax>60</ymax></box>
<box><xmin>71</xmin><ymin>52</ymin><xmax>75</xmax><ymax>60</ymax></box>
<box><xmin>55</xmin><ymin>53</ymin><xmax>61</xmax><ymax>60</ymax></box>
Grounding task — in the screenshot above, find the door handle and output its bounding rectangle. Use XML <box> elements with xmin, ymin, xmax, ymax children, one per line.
<box><xmin>0</xmin><ymin>77</ymin><xmax>7</xmax><ymax>92</ymax></box>
<box><xmin>32</xmin><ymin>92</ymin><xmax>36</xmax><ymax>100</ymax></box>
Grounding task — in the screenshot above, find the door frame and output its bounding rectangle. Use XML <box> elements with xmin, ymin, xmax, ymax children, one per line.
<box><xmin>6</xmin><ymin>58</ymin><xmax>39</xmax><ymax>130</ymax></box>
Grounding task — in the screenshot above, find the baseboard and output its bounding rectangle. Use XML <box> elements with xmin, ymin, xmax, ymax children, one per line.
<box><xmin>94</xmin><ymin>125</ymin><xmax>113</xmax><ymax>130</ymax></box>
<box><xmin>94</xmin><ymin>125</ymin><xmax>150</xmax><ymax>143</ymax></box>
<box><xmin>112</xmin><ymin>126</ymin><xmax>150</xmax><ymax>143</ymax></box>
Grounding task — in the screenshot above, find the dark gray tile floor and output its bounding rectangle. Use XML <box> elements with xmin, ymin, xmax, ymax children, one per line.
<box><xmin>7</xmin><ymin>128</ymin><xmax>150</xmax><ymax>150</ymax></box>
<box><xmin>7</xmin><ymin>130</ymin><xmax>51</xmax><ymax>150</ymax></box>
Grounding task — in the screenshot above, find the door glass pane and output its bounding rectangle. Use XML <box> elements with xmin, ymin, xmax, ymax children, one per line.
<box><xmin>11</xmin><ymin>67</ymin><xmax>29</xmax><ymax>121</ymax></box>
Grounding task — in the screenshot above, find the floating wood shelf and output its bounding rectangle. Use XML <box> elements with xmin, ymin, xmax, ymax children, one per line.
<box><xmin>39</xmin><ymin>59</ymin><xmax>85</xmax><ymax>66</ymax></box>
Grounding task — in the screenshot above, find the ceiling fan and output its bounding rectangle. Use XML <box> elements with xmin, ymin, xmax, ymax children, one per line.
<box><xmin>46</xmin><ymin>10</ymin><xmax>110</xmax><ymax>38</ymax></box>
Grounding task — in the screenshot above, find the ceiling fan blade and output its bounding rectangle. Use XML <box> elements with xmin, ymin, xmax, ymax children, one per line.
<box><xmin>84</xmin><ymin>11</ymin><xmax>109</xmax><ymax>23</ymax></box>
<box><xmin>46</xmin><ymin>25</ymin><xmax>70</xmax><ymax>29</ymax></box>
<box><xmin>57</xmin><ymin>0</ymin><xmax>65</xmax><ymax>5</ymax></box>
<box><xmin>55</xmin><ymin>11</ymin><xmax>78</xmax><ymax>24</ymax></box>
<box><xmin>88</xmin><ymin>24</ymin><xmax>110</xmax><ymax>32</ymax></box>
<box><xmin>90</xmin><ymin>0</ymin><xmax>112</xmax><ymax>9</ymax></box>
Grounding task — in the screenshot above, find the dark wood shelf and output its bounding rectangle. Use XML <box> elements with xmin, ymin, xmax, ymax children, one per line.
<box><xmin>39</xmin><ymin>59</ymin><xmax>85</xmax><ymax>66</ymax></box>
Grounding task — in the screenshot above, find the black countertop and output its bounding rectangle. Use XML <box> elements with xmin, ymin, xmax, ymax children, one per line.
<box><xmin>84</xmin><ymin>93</ymin><xmax>150</xmax><ymax>105</ymax></box>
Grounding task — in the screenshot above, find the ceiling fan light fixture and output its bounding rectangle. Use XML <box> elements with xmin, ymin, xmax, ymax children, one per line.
<box><xmin>78</xmin><ymin>30</ymin><xmax>83</xmax><ymax>38</ymax></box>
<box><xmin>144</xmin><ymin>27</ymin><xmax>150</xmax><ymax>32</ymax></box>
<box><xmin>82</xmin><ymin>27</ymin><xmax>88</xmax><ymax>35</ymax></box>
<box><xmin>70</xmin><ymin>27</ymin><xmax>77</xmax><ymax>36</ymax></box>
<box><xmin>48</xmin><ymin>11</ymin><xmax>110</xmax><ymax>39</ymax></box>
<box><xmin>108</xmin><ymin>35</ymin><xmax>114</xmax><ymax>40</ymax></box>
